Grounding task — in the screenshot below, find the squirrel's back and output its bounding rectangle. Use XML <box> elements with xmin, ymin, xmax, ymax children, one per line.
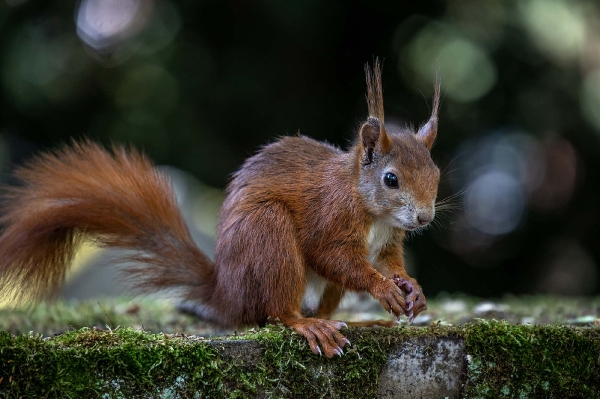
<box><xmin>228</xmin><ymin>135</ymin><xmax>344</xmax><ymax>199</ymax></box>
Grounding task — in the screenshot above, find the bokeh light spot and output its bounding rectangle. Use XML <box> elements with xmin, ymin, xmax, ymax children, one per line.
<box><xmin>402</xmin><ymin>23</ymin><xmax>497</xmax><ymax>102</ymax></box>
<box><xmin>466</xmin><ymin>170</ymin><xmax>525</xmax><ymax>235</ymax></box>
<box><xmin>76</xmin><ymin>0</ymin><xmax>147</xmax><ymax>50</ymax></box>
<box><xmin>518</xmin><ymin>0</ymin><xmax>587</xmax><ymax>64</ymax></box>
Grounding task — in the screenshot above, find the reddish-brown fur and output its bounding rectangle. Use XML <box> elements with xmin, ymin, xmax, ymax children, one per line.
<box><xmin>0</xmin><ymin>61</ymin><xmax>440</xmax><ymax>358</ymax></box>
<box><xmin>0</xmin><ymin>142</ymin><xmax>214</xmax><ymax>305</ymax></box>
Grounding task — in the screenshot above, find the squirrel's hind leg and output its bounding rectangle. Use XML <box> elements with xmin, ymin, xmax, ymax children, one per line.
<box><xmin>231</xmin><ymin>202</ymin><xmax>351</xmax><ymax>357</ymax></box>
<box><xmin>214</xmin><ymin>201</ymin><xmax>308</xmax><ymax>327</ymax></box>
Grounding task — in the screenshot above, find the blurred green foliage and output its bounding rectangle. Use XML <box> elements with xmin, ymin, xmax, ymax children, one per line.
<box><xmin>1</xmin><ymin>0</ymin><xmax>600</xmax><ymax>296</ymax></box>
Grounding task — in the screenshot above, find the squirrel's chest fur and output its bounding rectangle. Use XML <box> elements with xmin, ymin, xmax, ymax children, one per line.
<box><xmin>366</xmin><ymin>219</ymin><xmax>394</xmax><ymax>265</ymax></box>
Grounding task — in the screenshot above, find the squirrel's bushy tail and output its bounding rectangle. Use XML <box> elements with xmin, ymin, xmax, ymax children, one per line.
<box><xmin>0</xmin><ymin>140</ymin><xmax>214</xmax><ymax>305</ymax></box>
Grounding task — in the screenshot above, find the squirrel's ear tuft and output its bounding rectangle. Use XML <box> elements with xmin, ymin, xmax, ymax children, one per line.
<box><xmin>360</xmin><ymin>58</ymin><xmax>391</xmax><ymax>165</ymax></box>
<box><xmin>416</xmin><ymin>74</ymin><xmax>441</xmax><ymax>151</ymax></box>
<box><xmin>365</xmin><ymin>58</ymin><xmax>385</xmax><ymax>123</ymax></box>
<box><xmin>360</xmin><ymin>117</ymin><xmax>391</xmax><ymax>165</ymax></box>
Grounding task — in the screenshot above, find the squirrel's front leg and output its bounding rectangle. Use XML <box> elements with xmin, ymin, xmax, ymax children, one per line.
<box><xmin>312</xmin><ymin>245</ymin><xmax>408</xmax><ymax>319</ymax></box>
<box><xmin>376</xmin><ymin>239</ymin><xmax>427</xmax><ymax>322</ymax></box>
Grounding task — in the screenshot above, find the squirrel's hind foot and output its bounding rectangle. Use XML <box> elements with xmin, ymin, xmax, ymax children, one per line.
<box><xmin>278</xmin><ymin>315</ymin><xmax>350</xmax><ymax>358</ymax></box>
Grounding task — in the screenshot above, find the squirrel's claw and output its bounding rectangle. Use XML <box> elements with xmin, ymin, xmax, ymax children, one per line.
<box><xmin>281</xmin><ymin>317</ymin><xmax>350</xmax><ymax>358</ymax></box>
<box><xmin>393</xmin><ymin>274</ymin><xmax>427</xmax><ymax>322</ymax></box>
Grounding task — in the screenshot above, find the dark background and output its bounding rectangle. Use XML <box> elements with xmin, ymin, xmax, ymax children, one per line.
<box><xmin>1</xmin><ymin>0</ymin><xmax>599</xmax><ymax>298</ymax></box>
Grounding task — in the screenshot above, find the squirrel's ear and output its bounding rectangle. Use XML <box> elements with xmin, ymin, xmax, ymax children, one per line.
<box><xmin>360</xmin><ymin>117</ymin><xmax>391</xmax><ymax>165</ymax></box>
<box><xmin>416</xmin><ymin>76</ymin><xmax>441</xmax><ymax>151</ymax></box>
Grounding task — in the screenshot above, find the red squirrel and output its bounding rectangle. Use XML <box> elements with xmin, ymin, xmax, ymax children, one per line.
<box><xmin>0</xmin><ymin>60</ymin><xmax>440</xmax><ymax>358</ymax></box>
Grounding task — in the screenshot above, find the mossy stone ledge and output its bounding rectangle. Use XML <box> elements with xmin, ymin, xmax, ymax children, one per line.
<box><xmin>1</xmin><ymin>321</ymin><xmax>599</xmax><ymax>398</ymax></box>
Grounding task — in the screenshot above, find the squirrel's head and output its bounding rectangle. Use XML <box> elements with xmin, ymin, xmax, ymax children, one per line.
<box><xmin>355</xmin><ymin>60</ymin><xmax>440</xmax><ymax>231</ymax></box>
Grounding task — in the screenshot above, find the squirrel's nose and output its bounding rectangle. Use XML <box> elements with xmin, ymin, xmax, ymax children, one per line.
<box><xmin>417</xmin><ymin>213</ymin><xmax>433</xmax><ymax>226</ymax></box>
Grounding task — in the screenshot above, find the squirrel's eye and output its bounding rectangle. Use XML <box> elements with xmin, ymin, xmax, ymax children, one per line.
<box><xmin>383</xmin><ymin>172</ymin><xmax>399</xmax><ymax>188</ymax></box>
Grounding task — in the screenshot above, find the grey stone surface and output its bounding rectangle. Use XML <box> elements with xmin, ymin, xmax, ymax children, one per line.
<box><xmin>377</xmin><ymin>337</ymin><xmax>466</xmax><ymax>399</ymax></box>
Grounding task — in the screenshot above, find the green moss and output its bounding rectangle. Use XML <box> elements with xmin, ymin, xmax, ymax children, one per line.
<box><xmin>0</xmin><ymin>328</ymin><xmax>225</xmax><ymax>398</ymax></box>
<box><xmin>462</xmin><ymin>320</ymin><xmax>600</xmax><ymax>399</ymax></box>
<box><xmin>239</xmin><ymin>324</ymin><xmax>458</xmax><ymax>398</ymax></box>
<box><xmin>0</xmin><ymin>324</ymin><xmax>459</xmax><ymax>398</ymax></box>
<box><xmin>1</xmin><ymin>315</ymin><xmax>599</xmax><ymax>398</ymax></box>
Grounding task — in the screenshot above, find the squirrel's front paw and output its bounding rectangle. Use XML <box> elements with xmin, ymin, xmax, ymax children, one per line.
<box><xmin>370</xmin><ymin>278</ymin><xmax>407</xmax><ymax>318</ymax></box>
<box><xmin>393</xmin><ymin>274</ymin><xmax>427</xmax><ymax>323</ymax></box>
